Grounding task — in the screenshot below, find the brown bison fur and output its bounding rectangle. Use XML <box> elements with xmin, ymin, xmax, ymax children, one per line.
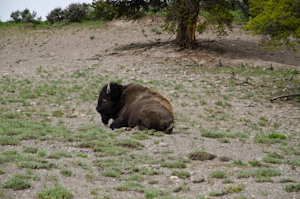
<box><xmin>96</xmin><ymin>82</ymin><xmax>174</xmax><ymax>133</ymax></box>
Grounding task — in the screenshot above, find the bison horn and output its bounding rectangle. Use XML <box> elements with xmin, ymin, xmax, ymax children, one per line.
<box><xmin>106</xmin><ymin>83</ymin><xmax>111</xmax><ymax>95</ymax></box>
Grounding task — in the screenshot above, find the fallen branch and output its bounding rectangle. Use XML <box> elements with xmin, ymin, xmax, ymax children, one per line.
<box><xmin>270</xmin><ymin>93</ymin><xmax>300</xmax><ymax>102</ymax></box>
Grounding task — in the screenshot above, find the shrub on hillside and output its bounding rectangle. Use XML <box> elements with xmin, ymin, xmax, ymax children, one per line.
<box><xmin>10</xmin><ymin>8</ymin><xmax>41</xmax><ymax>23</ymax></box>
<box><xmin>10</xmin><ymin>10</ymin><xmax>21</xmax><ymax>22</ymax></box>
<box><xmin>64</xmin><ymin>3</ymin><xmax>88</xmax><ymax>22</ymax></box>
<box><xmin>46</xmin><ymin>8</ymin><xmax>65</xmax><ymax>23</ymax></box>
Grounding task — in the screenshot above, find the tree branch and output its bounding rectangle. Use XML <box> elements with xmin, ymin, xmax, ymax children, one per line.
<box><xmin>270</xmin><ymin>93</ymin><xmax>300</xmax><ymax>102</ymax></box>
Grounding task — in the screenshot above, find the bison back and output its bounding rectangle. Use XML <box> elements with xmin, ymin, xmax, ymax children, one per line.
<box><xmin>127</xmin><ymin>100</ymin><xmax>174</xmax><ymax>133</ymax></box>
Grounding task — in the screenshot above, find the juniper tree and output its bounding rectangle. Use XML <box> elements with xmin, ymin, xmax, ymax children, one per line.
<box><xmin>244</xmin><ymin>0</ymin><xmax>300</xmax><ymax>51</ymax></box>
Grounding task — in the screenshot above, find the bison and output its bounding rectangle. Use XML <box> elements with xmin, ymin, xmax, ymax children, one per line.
<box><xmin>96</xmin><ymin>82</ymin><xmax>174</xmax><ymax>133</ymax></box>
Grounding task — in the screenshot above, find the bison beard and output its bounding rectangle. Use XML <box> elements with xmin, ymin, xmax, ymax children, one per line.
<box><xmin>96</xmin><ymin>83</ymin><xmax>174</xmax><ymax>133</ymax></box>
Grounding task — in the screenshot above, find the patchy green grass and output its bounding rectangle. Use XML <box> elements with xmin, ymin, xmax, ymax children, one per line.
<box><xmin>60</xmin><ymin>169</ymin><xmax>72</xmax><ymax>177</ymax></box>
<box><xmin>224</xmin><ymin>184</ymin><xmax>245</xmax><ymax>193</ymax></box>
<box><xmin>173</xmin><ymin>182</ymin><xmax>190</xmax><ymax>192</ymax></box>
<box><xmin>172</xmin><ymin>170</ymin><xmax>191</xmax><ymax>179</ymax></box>
<box><xmin>1</xmin><ymin>173</ymin><xmax>38</xmax><ymax>190</ymax></box>
<box><xmin>237</xmin><ymin>168</ymin><xmax>281</xmax><ymax>179</ymax></box>
<box><xmin>161</xmin><ymin>161</ymin><xmax>186</xmax><ymax>168</ymax></box>
<box><xmin>114</xmin><ymin>181</ymin><xmax>144</xmax><ymax>192</ymax></box>
<box><xmin>284</xmin><ymin>183</ymin><xmax>300</xmax><ymax>192</ymax></box>
<box><xmin>36</xmin><ymin>184</ymin><xmax>72</xmax><ymax>199</ymax></box>
<box><xmin>280</xmin><ymin>178</ymin><xmax>296</xmax><ymax>183</ymax></box>
<box><xmin>211</xmin><ymin>171</ymin><xmax>227</xmax><ymax>179</ymax></box>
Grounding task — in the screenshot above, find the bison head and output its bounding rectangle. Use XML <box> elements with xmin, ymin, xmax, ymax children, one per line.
<box><xmin>96</xmin><ymin>82</ymin><xmax>124</xmax><ymax>124</ymax></box>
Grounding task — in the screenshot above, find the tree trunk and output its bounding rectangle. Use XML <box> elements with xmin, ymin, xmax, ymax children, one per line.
<box><xmin>176</xmin><ymin>16</ymin><xmax>198</xmax><ymax>49</ymax></box>
<box><xmin>176</xmin><ymin>0</ymin><xmax>200</xmax><ymax>49</ymax></box>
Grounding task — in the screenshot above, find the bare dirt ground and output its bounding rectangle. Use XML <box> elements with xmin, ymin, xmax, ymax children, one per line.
<box><xmin>0</xmin><ymin>15</ymin><xmax>300</xmax><ymax>199</ymax></box>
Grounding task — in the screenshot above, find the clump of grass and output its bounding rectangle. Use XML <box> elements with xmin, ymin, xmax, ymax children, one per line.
<box><xmin>209</xmin><ymin>190</ymin><xmax>226</xmax><ymax>196</ymax></box>
<box><xmin>161</xmin><ymin>161</ymin><xmax>186</xmax><ymax>168</ymax></box>
<box><xmin>280</xmin><ymin>178</ymin><xmax>296</xmax><ymax>183</ymax></box>
<box><xmin>256</xmin><ymin>177</ymin><xmax>273</xmax><ymax>182</ymax></box>
<box><xmin>284</xmin><ymin>183</ymin><xmax>300</xmax><ymax>192</ymax></box>
<box><xmin>248</xmin><ymin>159</ymin><xmax>262</xmax><ymax>167</ymax></box>
<box><xmin>148</xmin><ymin>179</ymin><xmax>158</xmax><ymax>184</ymax></box>
<box><xmin>2</xmin><ymin>175</ymin><xmax>32</xmax><ymax>190</ymax></box>
<box><xmin>172</xmin><ymin>170</ymin><xmax>191</xmax><ymax>179</ymax></box>
<box><xmin>76</xmin><ymin>153</ymin><xmax>88</xmax><ymax>158</ymax></box>
<box><xmin>37</xmin><ymin>150</ymin><xmax>47</xmax><ymax>157</ymax></box>
<box><xmin>222</xmin><ymin>178</ymin><xmax>233</xmax><ymax>184</ymax></box>
<box><xmin>224</xmin><ymin>184</ymin><xmax>245</xmax><ymax>193</ymax></box>
<box><xmin>262</xmin><ymin>156</ymin><xmax>283</xmax><ymax>164</ymax></box>
<box><xmin>18</xmin><ymin>160</ymin><xmax>57</xmax><ymax>170</ymax></box>
<box><xmin>102</xmin><ymin>168</ymin><xmax>121</xmax><ymax>178</ymax></box>
<box><xmin>91</xmin><ymin>188</ymin><xmax>98</xmax><ymax>195</ymax></box>
<box><xmin>201</xmin><ymin>131</ymin><xmax>224</xmax><ymax>138</ymax></box>
<box><xmin>218</xmin><ymin>138</ymin><xmax>230</xmax><ymax>143</ymax></box>
<box><xmin>23</xmin><ymin>146</ymin><xmax>38</xmax><ymax>154</ymax></box>
<box><xmin>188</xmin><ymin>150</ymin><xmax>216</xmax><ymax>161</ymax></box>
<box><xmin>131</xmin><ymin>133</ymin><xmax>149</xmax><ymax>140</ymax></box>
<box><xmin>253</xmin><ymin>168</ymin><xmax>281</xmax><ymax>177</ymax></box>
<box><xmin>237</xmin><ymin>170</ymin><xmax>252</xmax><ymax>178</ymax></box>
<box><xmin>233</xmin><ymin>160</ymin><xmax>245</xmax><ymax>166</ymax></box>
<box><xmin>173</xmin><ymin>182</ymin><xmax>190</xmax><ymax>192</ymax></box>
<box><xmin>140</xmin><ymin>167</ymin><xmax>163</xmax><ymax>176</ymax></box>
<box><xmin>90</xmin><ymin>35</ymin><xmax>95</xmax><ymax>40</ymax></box>
<box><xmin>0</xmin><ymin>168</ymin><xmax>4</xmax><ymax>174</ymax></box>
<box><xmin>127</xmin><ymin>173</ymin><xmax>144</xmax><ymax>182</ymax></box>
<box><xmin>254</xmin><ymin>135</ymin><xmax>285</xmax><ymax>145</ymax></box>
<box><xmin>114</xmin><ymin>181</ymin><xmax>144</xmax><ymax>192</ymax></box>
<box><xmin>144</xmin><ymin>187</ymin><xmax>170</xmax><ymax>198</ymax></box>
<box><xmin>60</xmin><ymin>169</ymin><xmax>72</xmax><ymax>177</ymax></box>
<box><xmin>36</xmin><ymin>184</ymin><xmax>72</xmax><ymax>199</ymax></box>
<box><xmin>161</xmin><ymin>149</ymin><xmax>174</xmax><ymax>154</ymax></box>
<box><xmin>268</xmin><ymin>133</ymin><xmax>286</xmax><ymax>139</ymax></box>
<box><xmin>117</xmin><ymin>138</ymin><xmax>144</xmax><ymax>149</ymax></box>
<box><xmin>52</xmin><ymin>110</ymin><xmax>64</xmax><ymax>117</ymax></box>
<box><xmin>237</xmin><ymin>168</ymin><xmax>281</xmax><ymax>178</ymax></box>
<box><xmin>211</xmin><ymin>171</ymin><xmax>227</xmax><ymax>179</ymax></box>
<box><xmin>47</xmin><ymin>151</ymin><xmax>72</xmax><ymax>159</ymax></box>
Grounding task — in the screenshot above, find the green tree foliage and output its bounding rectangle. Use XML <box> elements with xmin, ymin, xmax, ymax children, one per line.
<box><xmin>87</xmin><ymin>0</ymin><xmax>166</xmax><ymax>20</ymax></box>
<box><xmin>164</xmin><ymin>0</ymin><xmax>234</xmax><ymax>49</ymax></box>
<box><xmin>64</xmin><ymin>3</ymin><xmax>88</xmax><ymax>22</ymax></box>
<box><xmin>244</xmin><ymin>0</ymin><xmax>300</xmax><ymax>51</ymax></box>
<box><xmin>46</xmin><ymin>8</ymin><xmax>65</xmax><ymax>23</ymax></box>
<box><xmin>88</xmin><ymin>1</ymin><xmax>118</xmax><ymax>21</ymax></box>
<box><xmin>10</xmin><ymin>8</ymin><xmax>42</xmax><ymax>23</ymax></box>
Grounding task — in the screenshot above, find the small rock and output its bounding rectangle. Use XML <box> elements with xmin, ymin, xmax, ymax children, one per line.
<box><xmin>170</xmin><ymin>176</ymin><xmax>179</xmax><ymax>179</ymax></box>
<box><xmin>158</xmin><ymin>142</ymin><xmax>169</xmax><ymax>147</ymax></box>
<box><xmin>30</xmin><ymin>102</ymin><xmax>36</xmax><ymax>106</ymax></box>
<box><xmin>67</xmin><ymin>96</ymin><xmax>72</xmax><ymax>100</ymax></box>
<box><xmin>151</xmin><ymin>165</ymin><xmax>160</xmax><ymax>169</ymax></box>
<box><xmin>176</xmin><ymin>124</ymin><xmax>189</xmax><ymax>130</ymax></box>
<box><xmin>81</xmin><ymin>114</ymin><xmax>86</xmax><ymax>117</ymax></box>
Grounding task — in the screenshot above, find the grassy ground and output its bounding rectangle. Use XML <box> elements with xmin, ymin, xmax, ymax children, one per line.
<box><xmin>0</xmin><ymin>19</ymin><xmax>300</xmax><ymax>198</ymax></box>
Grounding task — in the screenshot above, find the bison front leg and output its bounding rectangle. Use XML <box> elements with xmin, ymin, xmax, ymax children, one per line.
<box><xmin>110</xmin><ymin>118</ymin><xmax>128</xmax><ymax>130</ymax></box>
